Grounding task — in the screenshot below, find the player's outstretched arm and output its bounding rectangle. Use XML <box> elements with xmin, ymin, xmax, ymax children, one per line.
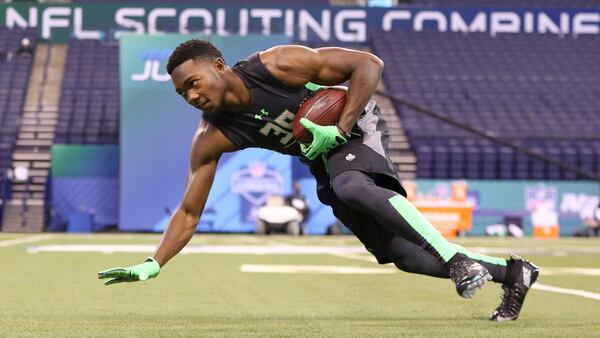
<box><xmin>98</xmin><ymin>120</ymin><xmax>237</xmax><ymax>285</ymax></box>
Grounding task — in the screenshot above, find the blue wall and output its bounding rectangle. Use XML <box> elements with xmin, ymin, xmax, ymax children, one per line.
<box><xmin>51</xmin><ymin>145</ymin><xmax>118</xmax><ymax>231</ymax></box>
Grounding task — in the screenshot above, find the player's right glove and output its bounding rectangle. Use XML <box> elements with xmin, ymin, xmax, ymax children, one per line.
<box><xmin>299</xmin><ymin>118</ymin><xmax>347</xmax><ymax>160</ymax></box>
<box><xmin>97</xmin><ymin>256</ymin><xmax>160</xmax><ymax>286</ymax></box>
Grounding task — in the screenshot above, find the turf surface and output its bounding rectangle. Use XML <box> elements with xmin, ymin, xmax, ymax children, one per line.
<box><xmin>1</xmin><ymin>234</ymin><xmax>599</xmax><ymax>337</ymax></box>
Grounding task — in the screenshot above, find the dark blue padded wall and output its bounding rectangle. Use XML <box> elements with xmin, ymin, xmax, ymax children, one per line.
<box><xmin>50</xmin><ymin>145</ymin><xmax>118</xmax><ymax>231</ymax></box>
<box><xmin>51</xmin><ymin>177</ymin><xmax>118</xmax><ymax>230</ymax></box>
<box><xmin>372</xmin><ymin>31</ymin><xmax>600</xmax><ymax>179</ymax></box>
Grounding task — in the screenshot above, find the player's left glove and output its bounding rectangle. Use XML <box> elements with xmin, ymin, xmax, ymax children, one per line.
<box><xmin>299</xmin><ymin>118</ymin><xmax>347</xmax><ymax>160</ymax></box>
<box><xmin>97</xmin><ymin>256</ymin><xmax>160</xmax><ymax>286</ymax></box>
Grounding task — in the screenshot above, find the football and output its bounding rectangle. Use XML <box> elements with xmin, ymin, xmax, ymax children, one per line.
<box><xmin>292</xmin><ymin>88</ymin><xmax>347</xmax><ymax>144</ymax></box>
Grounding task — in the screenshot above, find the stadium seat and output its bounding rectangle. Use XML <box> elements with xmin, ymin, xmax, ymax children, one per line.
<box><xmin>57</xmin><ymin>40</ymin><xmax>119</xmax><ymax>144</ymax></box>
<box><xmin>372</xmin><ymin>30</ymin><xmax>600</xmax><ymax>180</ymax></box>
<box><xmin>0</xmin><ymin>28</ymin><xmax>35</xmax><ymax>179</ymax></box>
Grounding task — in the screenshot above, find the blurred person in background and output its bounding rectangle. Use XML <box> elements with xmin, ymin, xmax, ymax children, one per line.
<box><xmin>99</xmin><ymin>39</ymin><xmax>539</xmax><ymax>321</ymax></box>
<box><xmin>0</xmin><ymin>169</ymin><xmax>8</xmax><ymax>224</ymax></box>
<box><xmin>485</xmin><ymin>216</ymin><xmax>524</xmax><ymax>238</ymax></box>
<box><xmin>2</xmin><ymin>50</ymin><xmax>14</xmax><ymax>61</ymax></box>
<box><xmin>574</xmin><ymin>202</ymin><xmax>600</xmax><ymax>237</ymax></box>
<box><xmin>17</xmin><ymin>37</ymin><xmax>33</xmax><ymax>58</ymax></box>
<box><xmin>285</xmin><ymin>181</ymin><xmax>310</xmax><ymax>234</ymax></box>
<box><xmin>256</xmin><ymin>195</ymin><xmax>302</xmax><ymax>235</ymax></box>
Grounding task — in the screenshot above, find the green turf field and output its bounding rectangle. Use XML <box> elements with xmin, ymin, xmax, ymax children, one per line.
<box><xmin>1</xmin><ymin>234</ymin><xmax>599</xmax><ymax>337</ymax></box>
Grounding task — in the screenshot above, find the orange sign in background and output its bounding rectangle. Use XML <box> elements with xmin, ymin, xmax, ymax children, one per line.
<box><xmin>414</xmin><ymin>201</ymin><xmax>473</xmax><ymax>237</ymax></box>
<box><xmin>405</xmin><ymin>180</ymin><xmax>474</xmax><ymax>238</ymax></box>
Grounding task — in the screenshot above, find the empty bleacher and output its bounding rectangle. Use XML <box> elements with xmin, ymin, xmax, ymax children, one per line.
<box><xmin>56</xmin><ymin>40</ymin><xmax>119</xmax><ymax>144</ymax></box>
<box><xmin>74</xmin><ymin>0</ymin><xmax>329</xmax><ymax>3</ymax></box>
<box><xmin>372</xmin><ymin>31</ymin><xmax>600</xmax><ymax>179</ymax></box>
<box><xmin>0</xmin><ymin>28</ymin><xmax>35</xmax><ymax>196</ymax></box>
<box><xmin>409</xmin><ymin>0</ymin><xmax>600</xmax><ymax>8</ymax></box>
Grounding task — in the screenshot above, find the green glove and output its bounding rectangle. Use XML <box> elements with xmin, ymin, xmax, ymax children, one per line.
<box><xmin>299</xmin><ymin>118</ymin><xmax>347</xmax><ymax>160</ymax></box>
<box><xmin>97</xmin><ymin>256</ymin><xmax>160</xmax><ymax>286</ymax></box>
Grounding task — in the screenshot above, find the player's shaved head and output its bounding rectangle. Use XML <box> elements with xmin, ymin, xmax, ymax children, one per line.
<box><xmin>166</xmin><ymin>39</ymin><xmax>224</xmax><ymax>75</ymax></box>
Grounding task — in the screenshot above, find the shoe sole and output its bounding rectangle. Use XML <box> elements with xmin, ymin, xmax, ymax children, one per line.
<box><xmin>461</xmin><ymin>271</ymin><xmax>493</xmax><ymax>299</ymax></box>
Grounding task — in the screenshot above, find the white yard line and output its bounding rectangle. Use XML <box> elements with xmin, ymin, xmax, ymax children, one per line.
<box><xmin>0</xmin><ymin>234</ymin><xmax>54</xmax><ymax>248</ymax></box>
<box><xmin>329</xmin><ymin>252</ymin><xmax>380</xmax><ymax>263</ymax></box>
<box><xmin>21</xmin><ymin>242</ymin><xmax>600</xmax><ymax>299</ymax></box>
<box><xmin>533</xmin><ymin>283</ymin><xmax>600</xmax><ymax>301</ymax></box>
<box><xmin>541</xmin><ymin>267</ymin><xmax>600</xmax><ymax>276</ymax></box>
<box><xmin>240</xmin><ymin>264</ymin><xmax>396</xmax><ymax>274</ymax></box>
<box><xmin>465</xmin><ymin>247</ymin><xmax>569</xmax><ymax>256</ymax></box>
<box><xmin>460</xmin><ymin>246</ymin><xmax>600</xmax><ymax>256</ymax></box>
<box><xmin>26</xmin><ymin>244</ymin><xmax>367</xmax><ymax>255</ymax></box>
<box><xmin>233</xmin><ymin>235</ymin><xmax>264</xmax><ymax>244</ymax></box>
<box><xmin>333</xmin><ymin>248</ymin><xmax>600</xmax><ymax>301</ymax></box>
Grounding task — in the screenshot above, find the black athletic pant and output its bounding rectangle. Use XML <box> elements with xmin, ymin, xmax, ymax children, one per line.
<box><xmin>330</xmin><ymin>170</ymin><xmax>508</xmax><ymax>283</ymax></box>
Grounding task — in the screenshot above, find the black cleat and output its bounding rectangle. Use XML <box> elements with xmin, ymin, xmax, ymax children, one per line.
<box><xmin>448</xmin><ymin>259</ymin><xmax>493</xmax><ymax>299</ymax></box>
<box><xmin>490</xmin><ymin>255</ymin><xmax>540</xmax><ymax>322</ymax></box>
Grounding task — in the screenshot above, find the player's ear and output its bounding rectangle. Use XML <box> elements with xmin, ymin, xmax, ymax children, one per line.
<box><xmin>213</xmin><ymin>58</ymin><xmax>225</xmax><ymax>77</ymax></box>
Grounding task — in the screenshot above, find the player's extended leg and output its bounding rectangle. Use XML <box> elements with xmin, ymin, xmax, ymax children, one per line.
<box><xmin>331</xmin><ymin>170</ymin><xmax>498</xmax><ymax>298</ymax></box>
<box><xmin>385</xmin><ymin>236</ymin><xmax>510</xmax><ymax>283</ymax></box>
<box><xmin>386</xmin><ymin>236</ymin><xmax>539</xmax><ymax>321</ymax></box>
<box><xmin>331</xmin><ymin>170</ymin><xmax>539</xmax><ymax>317</ymax></box>
<box><xmin>331</xmin><ymin>171</ymin><xmax>504</xmax><ymax>265</ymax></box>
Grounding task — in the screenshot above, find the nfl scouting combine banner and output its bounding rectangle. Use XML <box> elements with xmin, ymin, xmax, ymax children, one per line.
<box><xmin>119</xmin><ymin>34</ymin><xmax>335</xmax><ymax>233</ymax></box>
<box><xmin>1</xmin><ymin>3</ymin><xmax>599</xmax><ymax>44</ymax></box>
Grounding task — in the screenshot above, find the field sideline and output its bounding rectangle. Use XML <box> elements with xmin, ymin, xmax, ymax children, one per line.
<box><xmin>1</xmin><ymin>234</ymin><xmax>600</xmax><ymax>337</ymax></box>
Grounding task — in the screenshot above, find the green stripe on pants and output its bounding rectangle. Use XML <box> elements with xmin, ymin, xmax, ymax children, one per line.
<box><xmin>451</xmin><ymin>243</ymin><xmax>507</xmax><ymax>266</ymax></box>
<box><xmin>388</xmin><ymin>195</ymin><xmax>458</xmax><ymax>262</ymax></box>
<box><xmin>388</xmin><ymin>195</ymin><xmax>506</xmax><ymax>266</ymax></box>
